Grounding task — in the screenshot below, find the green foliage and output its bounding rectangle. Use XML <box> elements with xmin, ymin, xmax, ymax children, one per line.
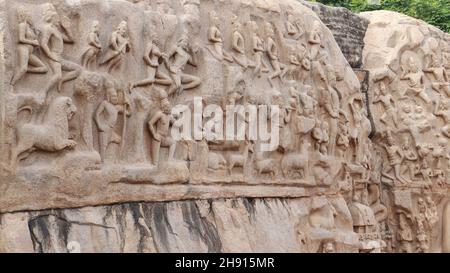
<box><xmin>313</xmin><ymin>0</ymin><xmax>450</xmax><ymax>33</ymax></box>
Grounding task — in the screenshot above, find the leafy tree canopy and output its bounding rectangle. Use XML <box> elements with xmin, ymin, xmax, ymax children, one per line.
<box><xmin>313</xmin><ymin>0</ymin><xmax>450</xmax><ymax>33</ymax></box>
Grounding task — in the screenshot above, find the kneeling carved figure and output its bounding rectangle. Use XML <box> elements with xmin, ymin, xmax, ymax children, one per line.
<box><xmin>14</xmin><ymin>96</ymin><xmax>77</xmax><ymax>162</ymax></box>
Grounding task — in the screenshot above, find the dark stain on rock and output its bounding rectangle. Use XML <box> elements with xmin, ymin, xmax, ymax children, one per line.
<box><xmin>149</xmin><ymin>202</ymin><xmax>174</xmax><ymax>252</ymax></box>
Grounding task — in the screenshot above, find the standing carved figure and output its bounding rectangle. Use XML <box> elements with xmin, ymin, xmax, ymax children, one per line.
<box><xmin>265</xmin><ymin>22</ymin><xmax>287</xmax><ymax>87</ymax></box>
<box><xmin>373</xmin><ymin>81</ymin><xmax>398</xmax><ymax>128</ymax></box>
<box><xmin>133</xmin><ymin>37</ymin><xmax>172</xmax><ymax>88</ymax></box>
<box><xmin>81</xmin><ymin>21</ymin><xmax>102</xmax><ymax>70</ymax></box>
<box><xmin>249</xmin><ymin>20</ymin><xmax>269</xmax><ymax>79</ymax></box>
<box><xmin>101</xmin><ymin>21</ymin><xmax>130</xmax><ymax>73</ymax></box>
<box><xmin>165</xmin><ymin>35</ymin><xmax>201</xmax><ymax>96</ymax></box>
<box><xmin>95</xmin><ymin>80</ymin><xmax>130</xmax><ymax>162</ymax></box>
<box><xmin>40</xmin><ymin>4</ymin><xmax>81</xmax><ymax>93</ymax></box>
<box><xmin>230</xmin><ymin>16</ymin><xmax>248</xmax><ymax>68</ymax></box>
<box><xmin>11</xmin><ymin>8</ymin><xmax>48</xmax><ymax>85</ymax></box>
<box><xmin>126</xmin><ymin>92</ymin><xmax>152</xmax><ymax>163</ymax></box>
<box><xmin>382</xmin><ymin>131</ymin><xmax>410</xmax><ymax>185</ymax></box>
<box><xmin>148</xmin><ymin>98</ymin><xmax>177</xmax><ymax>166</ymax></box>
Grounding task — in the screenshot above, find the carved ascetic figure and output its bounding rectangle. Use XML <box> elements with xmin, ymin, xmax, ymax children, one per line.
<box><xmin>265</xmin><ymin>22</ymin><xmax>287</xmax><ymax>87</ymax></box>
<box><xmin>165</xmin><ymin>35</ymin><xmax>201</xmax><ymax>96</ymax></box>
<box><xmin>206</xmin><ymin>11</ymin><xmax>232</xmax><ymax>62</ymax></box>
<box><xmin>381</xmin><ymin>131</ymin><xmax>410</xmax><ymax>185</ymax></box>
<box><xmin>423</xmin><ymin>52</ymin><xmax>450</xmax><ymax>96</ymax></box>
<box><xmin>433</xmin><ymin>95</ymin><xmax>450</xmax><ymax>138</ymax></box>
<box><xmin>14</xmin><ymin>97</ymin><xmax>77</xmax><ymax>162</ymax></box>
<box><xmin>126</xmin><ymin>92</ymin><xmax>152</xmax><ymax>163</ymax></box>
<box><xmin>101</xmin><ymin>21</ymin><xmax>130</xmax><ymax>73</ymax></box>
<box><xmin>400</xmin><ymin>57</ymin><xmax>431</xmax><ymax>104</ymax></box>
<box><xmin>401</xmin><ymin>136</ymin><xmax>419</xmax><ymax>181</ymax></box>
<box><xmin>11</xmin><ymin>7</ymin><xmax>48</xmax><ymax>85</ymax></box>
<box><xmin>95</xmin><ymin>80</ymin><xmax>130</xmax><ymax>162</ymax></box>
<box><xmin>132</xmin><ymin>37</ymin><xmax>172</xmax><ymax>88</ymax></box>
<box><xmin>40</xmin><ymin>4</ymin><xmax>81</xmax><ymax>92</ymax></box>
<box><xmin>230</xmin><ymin>16</ymin><xmax>248</xmax><ymax>69</ymax></box>
<box><xmin>373</xmin><ymin>81</ymin><xmax>398</xmax><ymax>128</ymax></box>
<box><xmin>81</xmin><ymin>21</ymin><xmax>102</xmax><ymax>70</ymax></box>
<box><xmin>148</xmin><ymin>97</ymin><xmax>176</xmax><ymax>166</ymax></box>
<box><xmin>249</xmin><ymin>20</ymin><xmax>269</xmax><ymax>79</ymax></box>
<box><xmin>284</xmin><ymin>9</ymin><xmax>304</xmax><ymax>40</ymax></box>
<box><xmin>349</xmin><ymin>95</ymin><xmax>371</xmax><ymax>163</ymax></box>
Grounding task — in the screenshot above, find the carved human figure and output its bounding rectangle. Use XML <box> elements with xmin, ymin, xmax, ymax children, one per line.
<box><xmin>400</xmin><ymin>57</ymin><xmax>431</xmax><ymax>104</ymax></box>
<box><xmin>230</xmin><ymin>16</ymin><xmax>248</xmax><ymax>68</ymax></box>
<box><xmin>423</xmin><ymin>52</ymin><xmax>450</xmax><ymax>96</ymax></box>
<box><xmin>433</xmin><ymin>95</ymin><xmax>450</xmax><ymax>138</ymax></box>
<box><xmin>349</xmin><ymin>95</ymin><xmax>371</xmax><ymax>163</ymax></box>
<box><xmin>126</xmin><ymin>92</ymin><xmax>152</xmax><ymax>163</ymax></box>
<box><xmin>373</xmin><ymin>81</ymin><xmax>398</xmax><ymax>128</ymax></box>
<box><xmin>382</xmin><ymin>131</ymin><xmax>410</xmax><ymax>185</ymax></box>
<box><xmin>95</xmin><ymin>80</ymin><xmax>130</xmax><ymax>162</ymax></box>
<box><xmin>249</xmin><ymin>20</ymin><xmax>269</xmax><ymax>79</ymax></box>
<box><xmin>101</xmin><ymin>21</ymin><xmax>130</xmax><ymax>73</ymax></box>
<box><xmin>132</xmin><ymin>38</ymin><xmax>172</xmax><ymax>88</ymax></box>
<box><xmin>11</xmin><ymin>8</ymin><xmax>48</xmax><ymax>85</ymax></box>
<box><xmin>165</xmin><ymin>35</ymin><xmax>201</xmax><ymax>95</ymax></box>
<box><xmin>81</xmin><ymin>21</ymin><xmax>102</xmax><ymax>70</ymax></box>
<box><xmin>397</xmin><ymin>213</ymin><xmax>414</xmax><ymax>253</ymax></box>
<box><xmin>265</xmin><ymin>22</ymin><xmax>287</xmax><ymax>87</ymax></box>
<box><xmin>416</xmin><ymin>198</ymin><xmax>430</xmax><ymax>253</ymax></box>
<box><xmin>284</xmin><ymin>9</ymin><xmax>304</xmax><ymax>40</ymax></box>
<box><xmin>273</xmin><ymin>93</ymin><xmax>292</xmax><ymax>152</ymax></box>
<box><xmin>312</xmin><ymin>120</ymin><xmax>329</xmax><ymax>155</ymax></box>
<box><xmin>206</xmin><ymin>11</ymin><xmax>232</xmax><ymax>62</ymax></box>
<box><xmin>148</xmin><ymin>99</ymin><xmax>176</xmax><ymax>166</ymax></box>
<box><xmin>401</xmin><ymin>136</ymin><xmax>418</xmax><ymax>181</ymax></box>
<box><xmin>40</xmin><ymin>5</ymin><xmax>81</xmax><ymax>92</ymax></box>
<box><xmin>308</xmin><ymin>20</ymin><xmax>324</xmax><ymax>60</ymax></box>
<box><xmin>336</xmin><ymin>122</ymin><xmax>350</xmax><ymax>159</ymax></box>
<box><xmin>425</xmin><ymin>196</ymin><xmax>439</xmax><ymax>227</ymax></box>
<box><xmin>297</xmin><ymin>44</ymin><xmax>311</xmax><ymax>84</ymax></box>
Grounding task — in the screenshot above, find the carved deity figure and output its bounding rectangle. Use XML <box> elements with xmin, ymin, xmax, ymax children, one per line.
<box><xmin>40</xmin><ymin>4</ymin><xmax>81</xmax><ymax>92</ymax></box>
<box><xmin>382</xmin><ymin>131</ymin><xmax>410</xmax><ymax>185</ymax></box>
<box><xmin>373</xmin><ymin>81</ymin><xmax>398</xmax><ymax>128</ymax></box>
<box><xmin>95</xmin><ymin>80</ymin><xmax>130</xmax><ymax>162</ymax></box>
<box><xmin>101</xmin><ymin>21</ymin><xmax>130</xmax><ymax>73</ymax></box>
<box><xmin>230</xmin><ymin>16</ymin><xmax>248</xmax><ymax>68</ymax></box>
<box><xmin>401</xmin><ymin>136</ymin><xmax>418</xmax><ymax>181</ymax></box>
<box><xmin>206</xmin><ymin>11</ymin><xmax>232</xmax><ymax>62</ymax></box>
<box><xmin>265</xmin><ymin>22</ymin><xmax>287</xmax><ymax>87</ymax></box>
<box><xmin>148</xmin><ymin>98</ymin><xmax>176</xmax><ymax>166</ymax></box>
<box><xmin>165</xmin><ymin>35</ymin><xmax>201</xmax><ymax>96</ymax></box>
<box><xmin>400</xmin><ymin>57</ymin><xmax>431</xmax><ymax>104</ymax></box>
<box><xmin>81</xmin><ymin>21</ymin><xmax>102</xmax><ymax>70</ymax></box>
<box><xmin>11</xmin><ymin>8</ymin><xmax>48</xmax><ymax>85</ymax></box>
<box><xmin>133</xmin><ymin>38</ymin><xmax>172</xmax><ymax>88</ymax></box>
<box><xmin>433</xmin><ymin>95</ymin><xmax>450</xmax><ymax>138</ymax></box>
<box><xmin>249</xmin><ymin>21</ymin><xmax>269</xmax><ymax>79</ymax></box>
<box><xmin>284</xmin><ymin>9</ymin><xmax>304</xmax><ymax>40</ymax></box>
<box><xmin>423</xmin><ymin>52</ymin><xmax>450</xmax><ymax>96</ymax></box>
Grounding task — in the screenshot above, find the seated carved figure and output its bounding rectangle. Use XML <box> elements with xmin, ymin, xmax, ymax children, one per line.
<box><xmin>14</xmin><ymin>97</ymin><xmax>77</xmax><ymax>162</ymax></box>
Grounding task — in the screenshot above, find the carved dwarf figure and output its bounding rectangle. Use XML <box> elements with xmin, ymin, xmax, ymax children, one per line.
<box><xmin>148</xmin><ymin>98</ymin><xmax>177</xmax><ymax>166</ymax></box>
<box><xmin>101</xmin><ymin>21</ymin><xmax>130</xmax><ymax>73</ymax></box>
<box><xmin>81</xmin><ymin>20</ymin><xmax>102</xmax><ymax>70</ymax></box>
<box><xmin>11</xmin><ymin>7</ymin><xmax>48</xmax><ymax>85</ymax></box>
<box><xmin>40</xmin><ymin>4</ymin><xmax>81</xmax><ymax>92</ymax></box>
<box><xmin>206</xmin><ymin>11</ymin><xmax>232</xmax><ymax>62</ymax></box>
<box><xmin>165</xmin><ymin>35</ymin><xmax>201</xmax><ymax>95</ymax></box>
<box><xmin>133</xmin><ymin>37</ymin><xmax>172</xmax><ymax>88</ymax></box>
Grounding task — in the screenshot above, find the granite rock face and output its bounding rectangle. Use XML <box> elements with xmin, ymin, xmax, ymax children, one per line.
<box><xmin>301</xmin><ymin>1</ymin><xmax>369</xmax><ymax>68</ymax></box>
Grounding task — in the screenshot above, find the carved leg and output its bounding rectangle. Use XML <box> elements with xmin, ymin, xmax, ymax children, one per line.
<box><xmin>181</xmin><ymin>73</ymin><xmax>201</xmax><ymax>90</ymax></box>
<box><xmin>155</xmin><ymin>70</ymin><xmax>173</xmax><ymax>86</ymax></box>
<box><xmin>11</xmin><ymin>47</ymin><xmax>30</xmax><ymax>85</ymax></box>
<box><xmin>46</xmin><ymin>61</ymin><xmax>62</xmax><ymax>94</ymax></box>
<box><xmin>28</xmin><ymin>54</ymin><xmax>48</xmax><ymax>74</ymax></box>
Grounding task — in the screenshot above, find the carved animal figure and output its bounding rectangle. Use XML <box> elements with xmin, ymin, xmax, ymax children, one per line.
<box><xmin>281</xmin><ymin>142</ymin><xmax>311</xmax><ymax>178</ymax></box>
<box><xmin>228</xmin><ymin>141</ymin><xmax>254</xmax><ymax>175</ymax></box>
<box><xmin>208</xmin><ymin>152</ymin><xmax>227</xmax><ymax>170</ymax></box>
<box><xmin>254</xmin><ymin>153</ymin><xmax>277</xmax><ymax>178</ymax></box>
<box><xmin>14</xmin><ymin>97</ymin><xmax>77</xmax><ymax>161</ymax></box>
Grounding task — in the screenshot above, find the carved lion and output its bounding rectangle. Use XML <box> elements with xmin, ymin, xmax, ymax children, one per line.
<box><xmin>14</xmin><ymin>96</ymin><xmax>77</xmax><ymax>161</ymax></box>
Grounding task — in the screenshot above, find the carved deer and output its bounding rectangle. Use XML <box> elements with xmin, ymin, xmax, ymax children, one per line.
<box><xmin>228</xmin><ymin>141</ymin><xmax>254</xmax><ymax>175</ymax></box>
